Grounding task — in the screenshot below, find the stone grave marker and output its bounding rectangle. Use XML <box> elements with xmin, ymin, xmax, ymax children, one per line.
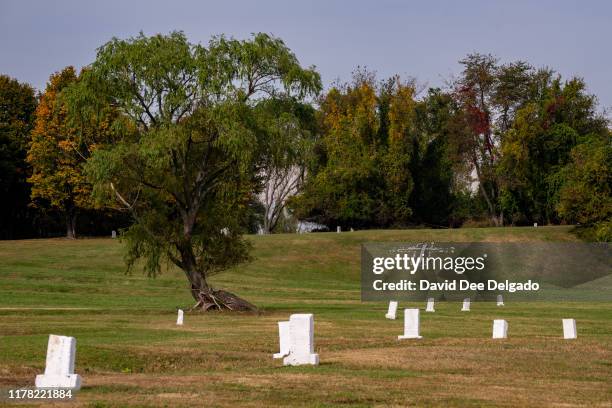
<box><xmin>562</xmin><ymin>319</ymin><xmax>577</xmax><ymax>339</ymax></box>
<box><xmin>273</xmin><ymin>321</ymin><xmax>290</xmax><ymax>358</ymax></box>
<box><xmin>425</xmin><ymin>298</ymin><xmax>435</xmax><ymax>312</ymax></box>
<box><xmin>35</xmin><ymin>335</ymin><xmax>82</xmax><ymax>390</ymax></box>
<box><xmin>492</xmin><ymin>319</ymin><xmax>508</xmax><ymax>339</ymax></box>
<box><xmin>398</xmin><ymin>308</ymin><xmax>423</xmax><ymax>339</ymax></box>
<box><xmin>461</xmin><ymin>298</ymin><xmax>470</xmax><ymax>311</ymax></box>
<box><xmin>283</xmin><ymin>314</ymin><xmax>319</xmax><ymax>366</ymax></box>
<box><xmin>385</xmin><ymin>301</ymin><xmax>398</xmax><ymax>319</ymax></box>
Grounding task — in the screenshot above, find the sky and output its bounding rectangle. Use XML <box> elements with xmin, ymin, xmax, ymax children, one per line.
<box><xmin>1</xmin><ymin>0</ymin><xmax>610</xmax><ymax>110</ymax></box>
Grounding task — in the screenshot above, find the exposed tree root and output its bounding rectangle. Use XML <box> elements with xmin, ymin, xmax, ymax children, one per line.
<box><xmin>190</xmin><ymin>287</ymin><xmax>257</xmax><ymax>312</ymax></box>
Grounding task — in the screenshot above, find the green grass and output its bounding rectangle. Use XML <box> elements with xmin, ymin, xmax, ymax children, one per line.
<box><xmin>0</xmin><ymin>226</ymin><xmax>610</xmax><ymax>407</ymax></box>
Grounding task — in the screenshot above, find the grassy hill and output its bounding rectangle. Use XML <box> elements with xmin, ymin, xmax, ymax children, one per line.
<box><xmin>1</xmin><ymin>226</ymin><xmax>610</xmax><ymax>407</ymax></box>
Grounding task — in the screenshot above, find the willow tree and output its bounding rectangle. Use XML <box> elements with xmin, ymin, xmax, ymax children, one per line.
<box><xmin>69</xmin><ymin>32</ymin><xmax>320</xmax><ymax>310</ymax></box>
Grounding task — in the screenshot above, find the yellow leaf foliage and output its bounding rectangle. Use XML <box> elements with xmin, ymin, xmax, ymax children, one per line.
<box><xmin>27</xmin><ymin>66</ymin><xmax>117</xmax><ymax>211</ymax></box>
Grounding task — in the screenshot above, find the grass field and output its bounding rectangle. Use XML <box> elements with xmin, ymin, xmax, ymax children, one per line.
<box><xmin>1</xmin><ymin>226</ymin><xmax>611</xmax><ymax>407</ymax></box>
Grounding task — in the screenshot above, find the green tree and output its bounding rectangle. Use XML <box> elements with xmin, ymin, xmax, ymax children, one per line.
<box><xmin>291</xmin><ymin>71</ymin><xmax>418</xmax><ymax>228</ymax></box>
<box><xmin>73</xmin><ymin>32</ymin><xmax>320</xmax><ymax>310</ymax></box>
<box><xmin>557</xmin><ymin>133</ymin><xmax>611</xmax><ymax>241</ymax></box>
<box><xmin>497</xmin><ymin>74</ymin><xmax>608</xmax><ymax>225</ymax></box>
<box><xmin>0</xmin><ymin>75</ymin><xmax>37</xmax><ymax>238</ymax></box>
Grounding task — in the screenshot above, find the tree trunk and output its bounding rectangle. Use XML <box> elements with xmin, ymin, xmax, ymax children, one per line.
<box><xmin>472</xmin><ymin>154</ymin><xmax>501</xmax><ymax>227</ymax></box>
<box><xmin>178</xmin><ymin>243</ymin><xmax>257</xmax><ymax>312</ymax></box>
<box><xmin>490</xmin><ymin>214</ymin><xmax>502</xmax><ymax>227</ymax></box>
<box><xmin>262</xmin><ymin>216</ymin><xmax>272</xmax><ymax>234</ymax></box>
<box><xmin>66</xmin><ymin>211</ymin><xmax>77</xmax><ymax>239</ymax></box>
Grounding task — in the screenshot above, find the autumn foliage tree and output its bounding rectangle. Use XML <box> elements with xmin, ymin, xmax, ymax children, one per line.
<box><xmin>27</xmin><ymin>67</ymin><xmax>88</xmax><ymax>238</ymax></box>
<box><xmin>451</xmin><ymin>54</ymin><xmax>508</xmax><ymax>226</ymax></box>
<box><xmin>27</xmin><ymin>67</ymin><xmax>119</xmax><ymax>238</ymax></box>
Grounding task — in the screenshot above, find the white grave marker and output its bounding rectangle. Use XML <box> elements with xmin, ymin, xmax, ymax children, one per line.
<box><xmin>385</xmin><ymin>301</ymin><xmax>398</xmax><ymax>319</ymax></box>
<box><xmin>534</xmin><ymin>222</ymin><xmax>538</xmax><ymax>228</ymax></box>
<box><xmin>111</xmin><ymin>230</ymin><xmax>117</xmax><ymax>239</ymax></box>
<box><xmin>35</xmin><ymin>335</ymin><xmax>81</xmax><ymax>390</ymax></box>
<box><xmin>273</xmin><ymin>321</ymin><xmax>290</xmax><ymax>358</ymax></box>
<box><xmin>562</xmin><ymin>319</ymin><xmax>577</xmax><ymax>339</ymax></box>
<box><xmin>350</xmin><ymin>227</ymin><xmax>354</xmax><ymax>232</ymax></box>
<box><xmin>496</xmin><ymin>294</ymin><xmax>504</xmax><ymax>306</ymax></box>
<box><xmin>398</xmin><ymin>308</ymin><xmax>422</xmax><ymax>339</ymax></box>
<box><xmin>492</xmin><ymin>319</ymin><xmax>508</xmax><ymax>339</ymax></box>
<box><xmin>176</xmin><ymin>309</ymin><xmax>184</xmax><ymax>325</ymax></box>
<box><xmin>283</xmin><ymin>314</ymin><xmax>319</xmax><ymax>366</ymax></box>
<box><xmin>425</xmin><ymin>298</ymin><xmax>435</xmax><ymax>312</ymax></box>
<box><xmin>336</xmin><ymin>226</ymin><xmax>341</xmax><ymax>233</ymax></box>
<box><xmin>461</xmin><ymin>298</ymin><xmax>471</xmax><ymax>311</ymax></box>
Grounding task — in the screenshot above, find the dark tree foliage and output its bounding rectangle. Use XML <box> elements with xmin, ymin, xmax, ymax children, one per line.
<box><xmin>0</xmin><ymin>75</ymin><xmax>37</xmax><ymax>239</ymax></box>
<box><xmin>409</xmin><ymin>89</ymin><xmax>457</xmax><ymax>227</ymax></box>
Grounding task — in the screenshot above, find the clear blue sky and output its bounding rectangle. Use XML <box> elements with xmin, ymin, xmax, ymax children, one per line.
<box><xmin>1</xmin><ymin>0</ymin><xmax>610</xmax><ymax>110</ymax></box>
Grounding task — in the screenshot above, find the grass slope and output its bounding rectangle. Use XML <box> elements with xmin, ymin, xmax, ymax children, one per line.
<box><xmin>0</xmin><ymin>226</ymin><xmax>610</xmax><ymax>407</ymax></box>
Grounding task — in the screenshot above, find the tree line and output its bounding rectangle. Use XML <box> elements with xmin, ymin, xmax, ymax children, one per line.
<box><xmin>1</xmin><ymin>33</ymin><xmax>610</xmax><ymax>244</ymax></box>
<box><xmin>292</xmin><ymin>57</ymin><xmax>610</xmax><ymax>241</ymax></box>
